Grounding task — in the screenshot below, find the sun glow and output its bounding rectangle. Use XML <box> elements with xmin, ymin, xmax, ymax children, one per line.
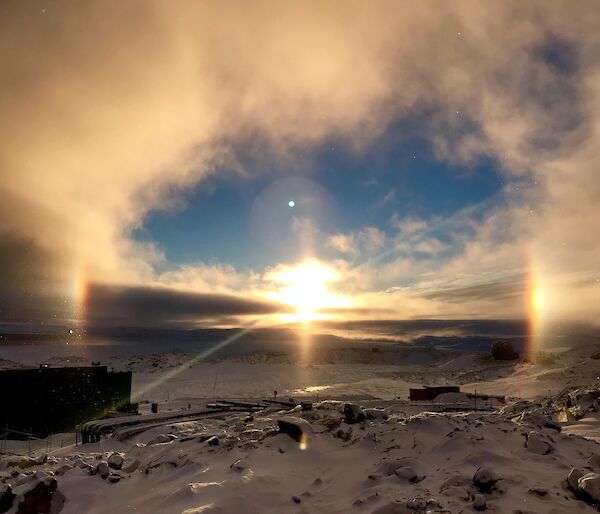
<box><xmin>526</xmin><ymin>261</ymin><xmax>549</xmax><ymax>358</ymax></box>
<box><xmin>266</xmin><ymin>260</ymin><xmax>349</xmax><ymax>322</ymax></box>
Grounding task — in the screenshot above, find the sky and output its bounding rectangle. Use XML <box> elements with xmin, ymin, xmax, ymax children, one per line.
<box><xmin>1</xmin><ymin>1</ymin><xmax>600</xmax><ymax>336</ymax></box>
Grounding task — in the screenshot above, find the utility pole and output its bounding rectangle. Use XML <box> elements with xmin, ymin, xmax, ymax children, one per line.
<box><xmin>212</xmin><ymin>374</ymin><xmax>219</xmax><ymax>400</ymax></box>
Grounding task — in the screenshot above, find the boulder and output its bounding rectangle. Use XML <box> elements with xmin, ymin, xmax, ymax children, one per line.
<box><xmin>121</xmin><ymin>459</ymin><xmax>140</xmax><ymax>474</ymax></box>
<box><xmin>34</xmin><ymin>454</ymin><xmax>48</xmax><ymax>465</ymax></box>
<box><xmin>107</xmin><ymin>453</ymin><xmax>124</xmax><ymax>470</ymax></box>
<box><xmin>74</xmin><ymin>458</ymin><xmax>91</xmax><ymax>470</ymax></box>
<box><xmin>491</xmin><ymin>340</ymin><xmax>519</xmax><ymax>360</ymax></box>
<box><xmin>344</xmin><ymin>403</ymin><xmax>366</xmax><ymax>424</ymax></box>
<box><xmin>568</xmin><ymin>468</ymin><xmax>585</xmax><ymax>492</ymax></box>
<box><xmin>0</xmin><ymin>484</ymin><xmax>15</xmax><ymax>514</ymax></box>
<box><xmin>556</xmin><ymin>407</ymin><xmax>577</xmax><ymax>423</ymax></box>
<box><xmin>53</xmin><ymin>465</ymin><xmax>71</xmax><ymax>477</ymax></box>
<box><xmin>473</xmin><ymin>493</ymin><xmax>486</xmax><ymax>511</ymax></box>
<box><xmin>147</xmin><ymin>434</ymin><xmax>178</xmax><ymax>445</ymax></box>
<box><xmin>277</xmin><ymin>416</ymin><xmax>313</xmax><ymax>444</ymax></box>
<box><xmin>206</xmin><ymin>436</ymin><xmax>220</xmax><ymax>446</ymax></box>
<box><xmin>364</xmin><ymin>408</ymin><xmax>388</xmax><ymax>421</ymax></box>
<box><xmin>95</xmin><ymin>461</ymin><xmax>110</xmax><ymax>479</ymax></box>
<box><xmin>394</xmin><ymin>466</ymin><xmax>418</xmax><ymax>482</ymax></box>
<box><xmin>517</xmin><ymin>411</ymin><xmax>561</xmax><ymax>432</ymax></box>
<box><xmin>579</xmin><ymin>473</ymin><xmax>600</xmax><ymax>504</ymax></box>
<box><xmin>12</xmin><ymin>476</ymin><xmax>62</xmax><ymax>514</ymax></box>
<box><xmin>525</xmin><ymin>431</ymin><xmax>552</xmax><ymax>455</ymax></box>
<box><xmin>6</xmin><ymin>457</ymin><xmax>37</xmax><ymax>470</ymax></box>
<box><xmin>107</xmin><ymin>473</ymin><xmax>124</xmax><ymax>484</ymax></box>
<box><xmin>473</xmin><ymin>468</ymin><xmax>497</xmax><ymax>493</ymax></box>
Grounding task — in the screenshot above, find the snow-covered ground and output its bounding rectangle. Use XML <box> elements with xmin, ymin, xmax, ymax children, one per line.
<box><xmin>2</xmin><ymin>339</ymin><xmax>600</xmax><ymax>513</ymax></box>
<box><xmin>2</xmin><ymin>397</ymin><xmax>600</xmax><ymax>513</ymax></box>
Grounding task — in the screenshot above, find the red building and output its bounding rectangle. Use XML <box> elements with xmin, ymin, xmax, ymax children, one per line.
<box><xmin>409</xmin><ymin>386</ymin><xmax>461</xmax><ymax>401</ymax></box>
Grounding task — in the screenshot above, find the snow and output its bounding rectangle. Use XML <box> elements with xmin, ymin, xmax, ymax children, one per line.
<box><xmin>0</xmin><ymin>395</ymin><xmax>599</xmax><ymax>513</ymax></box>
<box><xmin>2</xmin><ymin>340</ymin><xmax>600</xmax><ymax>512</ymax></box>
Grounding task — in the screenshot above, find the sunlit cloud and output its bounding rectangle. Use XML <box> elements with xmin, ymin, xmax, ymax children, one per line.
<box><xmin>0</xmin><ymin>2</ymin><xmax>599</xmax><ymax>332</ymax></box>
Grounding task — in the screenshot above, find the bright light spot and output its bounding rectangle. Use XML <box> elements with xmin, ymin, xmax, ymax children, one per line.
<box><xmin>288</xmin><ymin>200</ymin><xmax>295</xmax><ymax>207</ymax></box>
<box><xmin>531</xmin><ymin>287</ymin><xmax>546</xmax><ymax>311</ymax></box>
<box><xmin>266</xmin><ymin>260</ymin><xmax>349</xmax><ymax>322</ymax></box>
<box><xmin>299</xmin><ymin>434</ymin><xmax>308</xmax><ymax>450</ymax></box>
<box><xmin>69</xmin><ymin>329</ymin><xmax>73</xmax><ymax>334</ymax></box>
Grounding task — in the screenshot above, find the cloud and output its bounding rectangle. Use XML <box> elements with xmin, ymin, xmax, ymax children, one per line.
<box><xmin>327</xmin><ymin>233</ymin><xmax>357</xmax><ymax>255</ymax></box>
<box><xmin>327</xmin><ymin>227</ymin><xmax>386</xmax><ymax>256</ymax></box>
<box><xmin>84</xmin><ymin>283</ymin><xmax>286</xmax><ymax>328</ymax></box>
<box><xmin>158</xmin><ymin>263</ymin><xmax>254</xmax><ymax>294</ymax></box>
<box><xmin>390</xmin><ymin>215</ymin><xmax>429</xmax><ymax>236</ymax></box>
<box><xmin>1</xmin><ymin>1</ymin><xmax>600</xmax><ymax>326</ymax></box>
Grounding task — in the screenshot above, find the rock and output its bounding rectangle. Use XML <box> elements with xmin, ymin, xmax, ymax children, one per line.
<box><xmin>344</xmin><ymin>403</ymin><xmax>366</xmax><ymax>424</ymax></box>
<box><xmin>240</xmin><ymin>429</ymin><xmax>263</xmax><ymax>440</ymax></box>
<box><xmin>206</xmin><ymin>436</ymin><xmax>220</xmax><ymax>446</ymax></box>
<box><xmin>233</xmin><ymin>421</ymin><xmax>245</xmax><ymax>432</ymax></box>
<box><xmin>121</xmin><ymin>459</ymin><xmax>140</xmax><ymax>473</ymax></box>
<box><xmin>335</xmin><ymin>428</ymin><xmax>352</xmax><ymax>441</ymax></box>
<box><xmin>589</xmin><ymin>453</ymin><xmax>600</xmax><ymax>469</ymax></box>
<box><xmin>49</xmin><ymin>489</ymin><xmax>65</xmax><ymax>514</ymax></box>
<box><xmin>556</xmin><ymin>407</ymin><xmax>577</xmax><ymax>422</ymax></box>
<box><xmin>394</xmin><ymin>466</ymin><xmax>418</xmax><ymax>482</ymax></box>
<box><xmin>34</xmin><ymin>454</ymin><xmax>48</xmax><ymax>465</ymax></box>
<box><xmin>107</xmin><ymin>473</ymin><xmax>124</xmax><ymax>484</ymax></box>
<box><xmin>0</xmin><ymin>484</ymin><xmax>15</xmax><ymax>514</ymax></box>
<box><xmin>472</xmin><ymin>493</ymin><xmax>486</xmax><ymax>511</ymax></box>
<box><xmin>491</xmin><ymin>340</ymin><xmax>519</xmax><ymax>360</ymax></box>
<box><xmin>525</xmin><ymin>431</ymin><xmax>552</xmax><ymax>455</ymax></box>
<box><xmin>567</xmin><ymin>468</ymin><xmax>585</xmax><ymax>492</ymax></box>
<box><xmin>11</xmin><ymin>474</ymin><xmax>32</xmax><ymax>488</ymax></box>
<box><xmin>292</xmin><ymin>496</ymin><xmax>301</xmax><ymax>504</ymax></box>
<box><xmin>53</xmin><ymin>464</ymin><xmax>71</xmax><ymax>477</ymax></box>
<box><xmin>277</xmin><ymin>416</ymin><xmax>313</xmax><ymax>444</ymax></box>
<box><xmin>147</xmin><ymin>434</ymin><xmax>178</xmax><ymax>445</ymax></box>
<box><xmin>107</xmin><ymin>453</ymin><xmax>124</xmax><ymax>470</ymax></box>
<box><xmin>579</xmin><ymin>473</ymin><xmax>600</xmax><ymax>504</ymax></box>
<box><xmin>473</xmin><ymin>468</ymin><xmax>497</xmax><ymax>492</ymax></box>
<box><xmin>405</xmin><ymin>497</ymin><xmax>426</xmax><ymax>510</ymax></box>
<box><xmin>74</xmin><ymin>458</ymin><xmax>91</xmax><ymax>470</ymax></box>
<box><xmin>301</xmin><ymin>402</ymin><xmax>313</xmax><ymax>411</ymax></box>
<box><xmin>364</xmin><ymin>408</ymin><xmax>388</xmax><ymax>421</ymax></box>
<box><xmin>12</xmin><ymin>476</ymin><xmax>60</xmax><ymax>514</ymax></box>
<box><xmin>569</xmin><ymin>388</ymin><xmax>600</xmax><ymax>411</ymax></box>
<box><xmin>6</xmin><ymin>457</ymin><xmax>37</xmax><ymax>470</ymax></box>
<box><xmin>517</xmin><ymin>411</ymin><xmax>561</xmax><ymax>432</ymax></box>
<box><xmin>230</xmin><ymin>459</ymin><xmax>245</xmax><ymax>472</ymax></box>
<box><xmin>528</xmin><ymin>487</ymin><xmax>548</xmax><ymax>497</ymax></box>
<box><xmin>95</xmin><ymin>461</ymin><xmax>110</xmax><ymax>479</ymax></box>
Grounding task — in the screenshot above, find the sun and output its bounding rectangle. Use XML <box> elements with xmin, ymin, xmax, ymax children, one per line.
<box><xmin>266</xmin><ymin>260</ymin><xmax>349</xmax><ymax>322</ymax></box>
